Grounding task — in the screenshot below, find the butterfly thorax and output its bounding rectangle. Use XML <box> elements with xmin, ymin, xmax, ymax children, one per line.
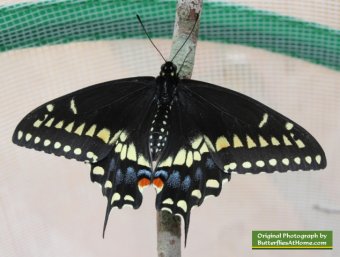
<box><xmin>155</xmin><ymin>62</ymin><xmax>178</xmax><ymax>103</ymax></box>
<box><xmin>149</xmin><ymin>62</ymin><xmax>178</xmax><ymax>160</ymax></box>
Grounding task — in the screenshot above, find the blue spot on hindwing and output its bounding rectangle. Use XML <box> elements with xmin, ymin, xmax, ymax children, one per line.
<box><xmin>125</xmin><ymin>167</ymin><xmax>137</xmax><ymax>184</ymax></box>
<box><xmin>116</xmin><ymin>169</ymin><xmax>123</xmax><ymax>185</ymax></box>
<box><xmin>167</xmin><ymin>171</ymin><xmax>181</xmax><ymax>188</ymax></box>
<box><xmin>137</xmin><ymin>169</ymin><xmax>152</xmax><ymax>179</ymax></box>
<box><xmin>181</xmin><ymin>176</ymin><xmax>191</xmax><ymax>191</ymax></box>
<box><xmin>154</xmin><ymin>170</ymin><xmax>169</xmax><ymax>180</ymax></box>
<box><xmin>205</xmin><ymin>158</ymin><xmax>215</xmax><ymax>169</ymax></box>
<box><xmin>194</xmin><ymin>167</ymin><xmax>203</xmax><ymax>181</ymax></box>
<box><xmin>108</xmin><ymin>158</ymin><xmax>116</xmax><ymax>171</ymax></box>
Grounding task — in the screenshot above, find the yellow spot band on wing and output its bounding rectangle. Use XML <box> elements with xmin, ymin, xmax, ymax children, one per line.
<box><xmin>65</xmin><ymin>121</ymin><xmax>74</xmax><ymax>133</ymax></box>
<box><xmin>191</xmin><ymin>136</ymin><xmax>203</xmax><ymax>149</ymax></box>
<box><xmin>45</xmin><ymin>117</ymin><xmax>54</xmax><ymax>127</ymax></box>
<box><xmin>186</xmin><ymin>151</ymin><xmax>193</xmax><ymax>167</ymax></box>
<box><xmin>199</xmin><ymin>143</ymin><xmax>209</xmax><ymax>154</ymax></box>
<box><xmin>120</xmin><ymin>144</ymin><xmax>127</xmax><ymax>160</ymax></box>
<box><xmin>109</xmin><ymin>130</ymin><xmax>122</xmax><ymax>145</ymax></box>
<box><xmin>85</xmin><ymin>124</ymin><xmax>96</xmax><ymax>137</ymax></box>
<box><xmin>74</xmin><ymin>123</ymin><xmax>85</xmax><ymax>136</ymax></box>
<box><xmin>127</xmin><ymin>143</ymin><xmax>137</xmax><ymax>161</ymax></box>
<box><xmin>216</xmin><ymin>136</ymin><xmax>230</xmax><ymax>151</ymax></box>
<box><xmin>246</xmin><ymin>135</ymin><xmax>256</xmax><ymax>148</ymax></box>
<box><xmin>283</xmin><ymin>135</ymin><xmax>292</xmax><ymax>146</ymax></box>
<box><xmin>193</xmin><ymin>151</ymin><xmax>201</xmax><ymax>161</ymax></box>
<box><xmin>173</xmin><ymin>148</ymin><xmax>186</xmax><ymax>165</ymax></box>
<box><xmin>137</xmin><ymin>155</ymin><xmax>150</xmax><ymax>168</ymax></box>
<box><xmin>97</xmin><ymin>128</ymin><xmax>111</xmax><ymax>143</ymax></box>
<box><xmin>271</xmin><ymin>136</ymin><xmax>280</xmax><ymax>146</ymax></box>
<box><xmin>259</xmin><ymin>135</ymin><xmax>269</xmax><ymax>147</ymax></box>
<box><xmin>204</xmin><ymin>136</ymin><xmax>215</xmax><ymax>152</ymax></box>
<box><xmin>159</xmin><ymin>156</ymin><xmax>173</xmax><ymax>168</ymax></box>
<box><xmin>233</xmin><ymin>134</ymin><xmax>243</xmax><ymax>148</ymax></box>
<box><xmin>55</xmin><ymin>120</ymin><xmax>64</xmax><ymax>129</ymax></box>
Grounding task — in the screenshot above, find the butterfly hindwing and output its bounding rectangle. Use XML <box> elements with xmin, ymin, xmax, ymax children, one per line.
<box><xmin>153</xmin><ymin>98</ymin><xmax>230</xmax><ymax>243</ymax></box>
<box><xmin>91</xmin><ymin>126</ymin><xmax>154</xmax><ymax>235</ymax></box>
<box><xmin>178</xmin><ymin>79</ymin><xmax>327</xmax><ymax>174</ymax></box>
<box><xmin>89</xmin><ymin>92</ymin><xmax>156</xmax><ymax>207</ymax></box>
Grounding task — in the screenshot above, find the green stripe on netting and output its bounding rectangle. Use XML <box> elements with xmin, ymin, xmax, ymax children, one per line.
<box><xmin>0</xmin><ymin>0</ymin><xmax>339</xmax><ymax>70</ymax></box>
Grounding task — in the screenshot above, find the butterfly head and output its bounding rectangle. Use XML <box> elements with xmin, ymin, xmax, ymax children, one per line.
<box><xmin>160</xmin><ymin>62</ymin><xmax>177</xmax><ymax>77</ymax></box>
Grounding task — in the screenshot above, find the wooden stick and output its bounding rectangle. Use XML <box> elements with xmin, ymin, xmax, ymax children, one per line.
<box><xmin>157</xmin><ymin>1</ymin><xmax>202</xmax><ymax>256</ymax></box>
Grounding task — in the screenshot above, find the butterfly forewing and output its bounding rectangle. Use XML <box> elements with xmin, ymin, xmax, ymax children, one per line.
<box><xmin>13</xmin><ymin>77</ymin><xmax>156</xmax><ymax>163</ymax></box>
<box><xmin>179</xmin><ymin>79</ymin><xmax>327</xmax><ymax>174</ymax></box>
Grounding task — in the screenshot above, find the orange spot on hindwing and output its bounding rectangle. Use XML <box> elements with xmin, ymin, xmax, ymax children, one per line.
<box><xmin>152</xmin><ymin>178</ymin><xmax>164</xmax><ymax>193</ymax></box>
<box><xmin>138</xmin><ymin>178</ymin><xmax>151</xmax><ymax>188</ymax></box>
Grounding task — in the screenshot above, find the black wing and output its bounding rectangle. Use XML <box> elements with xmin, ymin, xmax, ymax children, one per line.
<box><xmin>13</xmin><ymin>77</ymin><xmax>157</xmax><ymax>234</ymax></box>
<box><xmin>180</xmin><ymin>79</ymin><xmax>326</xmax><ymax>174</ymax></box>
<box><xmin>153</xmin><ymin>79</ymin><xmax>326</xmax><ymax>243</ymax></box>
<box><xmin>13</xmin><ymin>77</ymin><xmax>154</xmax><ymax>163</ymax></box>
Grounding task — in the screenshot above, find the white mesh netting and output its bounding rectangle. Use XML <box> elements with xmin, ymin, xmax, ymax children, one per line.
<box><xmin>0</xmin><ymin>1</ymin><xmax>339</xmax><ymax>256</ymax></box>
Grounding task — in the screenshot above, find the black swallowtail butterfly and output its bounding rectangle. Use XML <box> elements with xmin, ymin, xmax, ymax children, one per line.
<box><xmin>12</xmin><ymin>61</ymin><xmax>327</xmax><ymax>241</ymax></box>
<box><xmin>12</xmin><ymin>16</ymin><xmax>326</xmax><ymax>243</ymax></box>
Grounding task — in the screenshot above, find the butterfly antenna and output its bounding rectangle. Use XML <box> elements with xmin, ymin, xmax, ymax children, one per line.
<box><xmin>137</xmin><ymin>14</ymin><xmax>166</xmax><ymax>62</ymax></box>
<box><xmin>171</xmin><ymin>14</ymin><xmax>200</xmax><ymax>62</ymax></box>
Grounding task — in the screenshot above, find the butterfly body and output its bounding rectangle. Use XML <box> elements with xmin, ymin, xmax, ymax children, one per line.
<box><xmin>150</xmin><ymin>62</ymin><xmax>178</xmax><ymax>160</ymax></box>
<box><xmin>13</xmin><ymin>61</ymin><xmax>326</xmax><ymax>243</ymax></box>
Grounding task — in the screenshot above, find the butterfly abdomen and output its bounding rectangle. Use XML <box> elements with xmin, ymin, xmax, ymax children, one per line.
<box><xmin>149</xmin><ymin>102</ymin><xmax>172</xmax><ymax>160</ymax></box>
